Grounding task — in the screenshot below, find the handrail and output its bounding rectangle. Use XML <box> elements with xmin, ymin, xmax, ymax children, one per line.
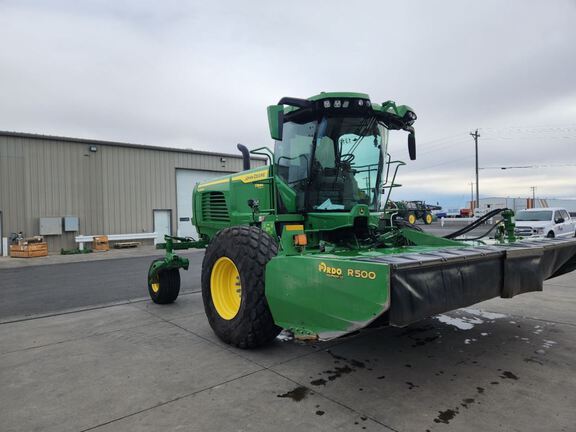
<box><xmin>250</xmin><ymin>146</ymin><xmax>274</xmax><ymax>164</ymax></box>
<box><xmin>381</xmin><ymin>160</ymin><xmax>406</xmax><ymax>209</ymax></box>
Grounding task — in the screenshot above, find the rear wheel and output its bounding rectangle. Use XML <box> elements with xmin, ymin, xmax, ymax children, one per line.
<box><xmin>407</xmin><ymin>213</ymin><xmax>417</xmax><ymax>225</ymax></box>
<box><xmin>147</xmin><ymin>259</ymin><xmax>181</xmax><ymax>304</ymax></box>
<box><xmin>424</xmin><ymin>213</ymin><xmax>433</xmax><ymax>225</ymax></box>
<box><xmin>201</xmin><ymin>226</ymin><xmax>281</xmax><ymax>348</ymax></box>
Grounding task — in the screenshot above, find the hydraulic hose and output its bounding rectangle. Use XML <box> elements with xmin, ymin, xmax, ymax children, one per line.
<box><xmin>454</xmin><ymin>220</ymin><xmax>503</xmax><ymax>241</ymax></box>
<box><xmin>444</xmin><ymin>208</ymin><xmax>509</xmax><ymax>239</ymax></box>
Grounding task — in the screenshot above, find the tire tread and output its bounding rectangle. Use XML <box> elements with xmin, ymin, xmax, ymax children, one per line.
<box><xmin>201</xmin><ymin>225</ymin><xmax>280</xmax><ymax>349</ymax></box>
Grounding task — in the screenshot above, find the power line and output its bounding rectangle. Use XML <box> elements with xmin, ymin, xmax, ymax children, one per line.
<box><xmin>417</xmin><ymin>138</ymin><xmax>469</xmax><ymax>156</ymax></box>
<box><xmin>479</xmin><ymin>163</ymin><xmax>576</xmax><ymax>170</ymax></box>
<box><xmin>406</xmin><ymin>155</ymin><xmax>474</xmax><ymax>172</ymax></box>
<box><xmin>417</xmin><ymin>132</ymin><xmax>469</xmax><ymax>146</ymax></box>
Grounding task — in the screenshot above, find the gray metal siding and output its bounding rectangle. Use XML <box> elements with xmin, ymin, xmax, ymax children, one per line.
<box><xmin>0</xmin><ymin>134</ymin><xmax>265</xmax><ymax>252</ymax></box>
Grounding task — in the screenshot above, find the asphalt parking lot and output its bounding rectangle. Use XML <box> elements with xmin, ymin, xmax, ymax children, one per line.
<box><xmin>1</xmin><ymin>227</ymin><xmax>575</xmax><ymax>432</ymax></box>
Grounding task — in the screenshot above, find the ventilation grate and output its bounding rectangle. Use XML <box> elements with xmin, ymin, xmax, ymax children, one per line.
<box><xmin>201</xmin><ymin>192</ymin><xmax>230</xmax><ymax>222</ymax></box>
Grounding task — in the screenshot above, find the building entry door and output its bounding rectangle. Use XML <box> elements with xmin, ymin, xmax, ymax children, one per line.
<box><xmin>153</xmin><ymin>209</ymin><xmax>172</xmax><ymax>245</ymax></box>
<box><xmin>176</xmin><ymin>169</ymin><xmax>226</xmax><ymax>239</ymax></box>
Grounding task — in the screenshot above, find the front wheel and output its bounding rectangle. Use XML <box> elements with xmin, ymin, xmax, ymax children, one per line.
<box><xmin>424</xmin><ymin>213</ymin><xmax>433</xmax><ymax>225</ymax></box>
<box><xmin>547</xmin><ymin>231</ymin><xmax>555</xmax><ymax>238</ymax></box>
<box><xmin>147</xmin><ymin>259</ymin><xmax>181</xmax><ymax>304</ymax></box>
<box><xmin>201</xmin><ymin>226</ymin><xmax>281</xmax><ymax>349</ymax></box>
<box><xmin>407</xmin><ymin>213</ymin><xmax>417</xmax><ymax>225</ymax></box>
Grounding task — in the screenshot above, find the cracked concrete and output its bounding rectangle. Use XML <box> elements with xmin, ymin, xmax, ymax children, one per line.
<box><xmin>1</xmin><ymin>276</ymin><xmax>575</xmax><ymax>431</ymax></box>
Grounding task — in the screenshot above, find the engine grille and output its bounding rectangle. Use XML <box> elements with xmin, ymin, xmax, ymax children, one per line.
<box><xmin>515</xmin><ymin>226</ymin><xmax>533</xmax><ymax>237</ymax></box>
<box><xmin>201</xmin><ymin>192</ymin><xmax>230</xmax><ymax>222</ymax></box>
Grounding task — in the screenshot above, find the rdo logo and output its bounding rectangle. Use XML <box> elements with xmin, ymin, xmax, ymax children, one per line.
<box><xmin>318</xmin><ymin>262</ymin><xmax>343</xmax><ymax>278</ymax></box>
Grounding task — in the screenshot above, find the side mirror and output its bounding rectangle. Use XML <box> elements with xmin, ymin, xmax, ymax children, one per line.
<box><xmin>555</xmin><ymin>217</ymin><xmax>564</xmax><ymax>224</ymax></box>
<box><xmin>267</xmin><ymin>105</ymin><xmax>284</xmax><ymax>141</ymax></box>
<box><xmin>408</xmin><ymin>132</ymin><xmax>416</xmax><ymax>160</ymax></box>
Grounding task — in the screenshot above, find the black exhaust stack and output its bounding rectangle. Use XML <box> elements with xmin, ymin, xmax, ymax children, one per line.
<box><xmin>237</xmin><ymin>144</ymin><xmax>251</xmax><ymax>170</ymax></box>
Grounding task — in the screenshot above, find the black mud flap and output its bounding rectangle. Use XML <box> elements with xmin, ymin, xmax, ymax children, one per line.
<box><xmin>354</xmin><ymin>237</ymin><xmax>576</xmax><ymax>327</ymax></box>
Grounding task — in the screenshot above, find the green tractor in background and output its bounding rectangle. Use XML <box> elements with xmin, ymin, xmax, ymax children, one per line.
<box><xmin>147</xmin><ymin>92</ymin><xmax>576</xmax><ymax>349</ymax></box>
<box><xmin>387</xmin><ymin>200</ymin><xmax>442</xmax><ymax>225</ymax></box>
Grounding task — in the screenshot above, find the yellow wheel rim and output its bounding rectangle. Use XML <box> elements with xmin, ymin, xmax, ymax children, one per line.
<box><xmin>150</xmin><ymin>273</ymin><xmax>160</xmax><ymax>293</ymax></box>
<box><xmin>426</xmin><ymin>214</ymin><xmax>433</xmax><ymax>224</ymax></box>
<box><xmin>210</xmin><ymin>257</ymin><xmax>242</xmax><ymax>320</ymax></box>
<box><xmin>408</xmin><ymin>214</ymin><xmax>416</xmax><ymax>224</ymax></box>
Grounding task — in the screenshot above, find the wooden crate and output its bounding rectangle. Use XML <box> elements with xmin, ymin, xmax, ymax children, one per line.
<box><xmin>92</xmin><ymin>235</ymin><xmax>110</xmax><ymax>251</ymax></box>
<box><xmin>10</xmin><ymin>242</ymin><xmax>49</xmax><ymax>258</ymax></box>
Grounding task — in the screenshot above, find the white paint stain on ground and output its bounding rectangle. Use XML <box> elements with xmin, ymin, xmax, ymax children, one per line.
<box><xmin>434</xmin><ymin>314</ymin><xmax>484</xmax><ymax>330</ymax></box>
<box><xmin>461</xmin><ymin>308</ymin><xmax>508</xmax><ymax>320</ymax></box>
<box><xmin>276</xmin><ymin>330</ymin><xmax>294</xmax><ymax>342</ymax></box>
<box><xmin>542</xmin><ymin>339</ymin><xmax>557</xmax><ymax>349</ymax></box>
<box><xmin>434</xmin><ymin>308</ymin><xmax>507</xmax><ymax>331</ymax></box>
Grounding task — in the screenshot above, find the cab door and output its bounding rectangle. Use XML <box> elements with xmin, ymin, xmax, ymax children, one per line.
<box><xmin>554</xmin><ymin>210</ymin><xmax>572</xmax><ymax>237</ymax></box>
<box><xmin>562</xmin><ymin>210</ymin><xmax>575</xmax><ymax>236</ymax></box>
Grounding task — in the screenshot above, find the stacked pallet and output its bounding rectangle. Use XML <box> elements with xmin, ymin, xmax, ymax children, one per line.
<box><xmin>10</xmin><ymin>236</ymin><xmax>48</xmax><ymax>258</ymax></box>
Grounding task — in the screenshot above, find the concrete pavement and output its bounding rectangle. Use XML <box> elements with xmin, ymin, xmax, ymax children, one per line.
<box><xmin>0</xmin><ymin>249</ymin><xmax>203</xmax><ymax>321</ymax></box>
<box><xmin>1</xmin><ymin>273</ymin><xmax>575</xmax><ymax>431</ymax></box>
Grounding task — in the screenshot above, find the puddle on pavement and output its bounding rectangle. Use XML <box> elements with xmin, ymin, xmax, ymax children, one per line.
<box><xmin>500</xmin><ymin>370</ymin><xmax>519</xmax><ymax>380</ymax></box>
<box><xmin>434</xmin><ymin>408</ymin><xmax>459</xmax><ymax>424</ymax></box>
<box><xmin>277</xmin><ymin>386</ymin><xmax>310</xmax><ymax>401</ymax></box>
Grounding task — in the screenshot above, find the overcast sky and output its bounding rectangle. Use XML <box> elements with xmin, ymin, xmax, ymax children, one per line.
<box><xmin>1</xmin><ymin>0</ymin><xmax>575</xmax><ymax>208</ymax></box>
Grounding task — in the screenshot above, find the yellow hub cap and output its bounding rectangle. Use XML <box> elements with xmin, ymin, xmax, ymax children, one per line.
<box><xmin>211</xmin><ymin>257</ymin><xmax>242</xmax><ymax>320</ymax></box>
<box><xmin>408</xmin><ymin>214</ymin><xmax>416</xmax><ymax>224</ymax></box>
<box><xmin>426</xmin><ymin>214</ymin><xmax>433</xmax><ymax>224</ymax></box>
<box><xmin>150</xmin><ymin>273</ymin><xmax>160</xmax><ymax>293</ymax></box>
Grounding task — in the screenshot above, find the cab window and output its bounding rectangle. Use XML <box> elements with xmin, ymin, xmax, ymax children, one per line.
<box><xmin>554</xmin><ymin>211</ymin><xmax>563</xmax><ymax>223</ymax></box>
<box><xmin>274</xmin><ymin>121</ymin><xmax>316</xmax><ymax>184</ymax></box>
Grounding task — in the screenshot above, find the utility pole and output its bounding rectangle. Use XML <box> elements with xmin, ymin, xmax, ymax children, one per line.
<box><xmin>469</xmin><ymin>182</ymin><xmax>474</xmax><ymax>209</ymax></box>
<box><xmin>530</xmin><ymin>186</ymin><xmax>537</xmax><ymax>208</ymax></box>
<box><xmin>470</xmin><ymin>129</ymin><xmax>480</xmax><ymax>210</ymax></box>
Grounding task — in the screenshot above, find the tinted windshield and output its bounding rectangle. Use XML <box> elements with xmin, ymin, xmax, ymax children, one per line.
<box><xmin>274</xmin><ymin>116</ymin><xmax>388</xmax><ymax>212</ymax></box>
<box><xmin>516</xmin><ymin>210</ymin><xmax>552</xmax><ymax>221</ymax></box>
<box><xmin>309</xmin><ymin>116</ymin><xmax>387</xmax><ymax>211</ymax></box>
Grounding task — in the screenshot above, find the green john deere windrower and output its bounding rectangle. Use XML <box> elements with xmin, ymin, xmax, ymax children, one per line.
<box><xmin>147</xmin><ymin>92</ymin><xmax>576</xmax><ymax>348</ymax></box>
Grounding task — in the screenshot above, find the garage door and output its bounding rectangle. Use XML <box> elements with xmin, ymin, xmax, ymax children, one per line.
<box><xmin>176</xmin><ymin>169</ymin><xmax>230</xmax><ymax>239</ymax></box>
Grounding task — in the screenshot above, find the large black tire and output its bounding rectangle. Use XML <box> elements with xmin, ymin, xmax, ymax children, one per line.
<box><xmin>423</xmin><ymin>212</ymin><xmax>433</xmax><ymax>225</ymax></box>
<box><xmin>147</xmin><ymin>258</ymin><xmax>181</xmax><ymax>304</ymax></box>
<box><xmin>407</xmin><ymin>213</ymin><xmax>417</xmax><ymax>225</ymax></box>
<box><xmin>201</xmin><ymin>225</ymin><xmax>281</xmax><ymax>349</ymax></box>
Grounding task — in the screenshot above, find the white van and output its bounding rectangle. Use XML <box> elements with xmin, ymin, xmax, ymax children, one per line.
<box><xmin>515</xmin><ymin>208</ymin><xmax>576</xmax><ymax>238</ymax></box>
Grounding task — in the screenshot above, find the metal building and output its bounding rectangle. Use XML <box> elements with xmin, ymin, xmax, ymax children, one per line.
<box><xmin>475</xmin><ymin>197</ymin><xmax>576</xmax><ymax>213</ymax></box>
<box><xmin>0</xmin><ymin>131</ymin><xmax>265</xmax><ymax>253</ymax></box>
